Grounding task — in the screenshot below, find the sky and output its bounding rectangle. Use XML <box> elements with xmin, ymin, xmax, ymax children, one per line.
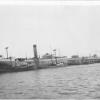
<box><xmin>0</xmin><ymin>1</ymin><xmax>100</xmax><ymax>58</ymax></box>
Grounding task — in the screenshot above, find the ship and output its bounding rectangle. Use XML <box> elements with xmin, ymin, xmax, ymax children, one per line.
<box><xmin>1</xmin><ymin>44</ymin><xmax>100</xmax><ymax>73</ymax></box>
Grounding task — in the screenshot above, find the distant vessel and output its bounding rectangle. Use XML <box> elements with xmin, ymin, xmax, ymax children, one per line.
<box><xmin>0</xmin><ymin>57</ymin><xmax>100</xmax><ymax>73</ymax></box>
<box><xmin>1</xmin><ymin>44</ymin><xmax>100</xmax><ymax>73</ymax></box>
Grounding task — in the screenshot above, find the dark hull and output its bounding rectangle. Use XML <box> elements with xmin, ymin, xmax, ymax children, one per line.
<box><xmin>0</xmin><ymin>62</ymin><xmax>35</xmax><ymax>73</ymax></box>
<box><xmin>0</xmin><ymin>66</ymin><xmax>35</xmax><ymax>73</ymax></box>
<box><xmin>0</xmin><ymin>61</ymin><xmax>56</xmax><ymax>73</ymax></box>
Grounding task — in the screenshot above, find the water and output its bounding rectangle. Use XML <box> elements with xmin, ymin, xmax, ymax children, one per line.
<box><xmin>0</xmin><ymin>64</ymin><xmax>100</xmax><ymax>99</ymax></box>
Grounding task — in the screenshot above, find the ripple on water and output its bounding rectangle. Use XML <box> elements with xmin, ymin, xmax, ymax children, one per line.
<box><xmin>0</xmin><ymin>91</ymin><xmax>4</xmax><ymax>93</ymax></box>
<box><xmin>58</xmin><ymin>91</ymin><xmax>78</xmax><ymax>95</ymax></box>
<box><xmin>18</xmin><ymin>81</ymin><xmax>24</xmax><ymax>83</ymax></box>
<box><xmin>14</xmin><ymin>91</ymin><xmax>24</xmax><ymax>95</ymax></box>
<box><xmin>1</xmin><ymin>64</ymin><xmax>100</xmax><ymax>99</ymax></box>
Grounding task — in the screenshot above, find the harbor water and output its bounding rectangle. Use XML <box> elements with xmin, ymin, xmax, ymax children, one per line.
<box><xmin>0</xmin><ymin>64</ymin><xmax>100</xmax><ymax>99</ymax></box>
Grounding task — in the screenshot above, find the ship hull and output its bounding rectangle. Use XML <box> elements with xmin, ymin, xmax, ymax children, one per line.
<box><xmin>0</xmin><ymin>61</ymin><xmax>35</xmax><ymax>73</ymax></box>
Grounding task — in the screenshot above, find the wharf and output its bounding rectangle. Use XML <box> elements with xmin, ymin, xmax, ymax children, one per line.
<box><xmin>0</xmin><ymin>57</ymin><xmax>100</xmax><ymax>73</ymax></box>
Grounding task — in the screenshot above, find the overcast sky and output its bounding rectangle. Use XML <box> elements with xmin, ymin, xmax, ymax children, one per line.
<box><xmin>0</xmin><ymin>1</ymin><xmax>100</xmax><ymax>58</ymax></box>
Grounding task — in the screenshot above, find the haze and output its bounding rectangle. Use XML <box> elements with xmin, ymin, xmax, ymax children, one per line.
<box><xmin>0</xmin><ymin>1</ymin><xmax>100</xmax><ymax>58</ymax></box>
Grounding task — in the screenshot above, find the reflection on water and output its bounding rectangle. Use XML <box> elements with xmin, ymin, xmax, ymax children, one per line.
<box><xmin>0</xmin><ymin>64</ymin><xmax>100</xmax><ymax>99</ymax></box>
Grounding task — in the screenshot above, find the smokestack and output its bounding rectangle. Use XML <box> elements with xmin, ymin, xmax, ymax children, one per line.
<box><xmin>33</xmin><ymin>44</ymin><xmax>38</xmax><ymax>58</ymax></box>
<box><xmin>33</xmin><ymin>44</ymin><xmax>39</xmax><ymax>69</ymax></box>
